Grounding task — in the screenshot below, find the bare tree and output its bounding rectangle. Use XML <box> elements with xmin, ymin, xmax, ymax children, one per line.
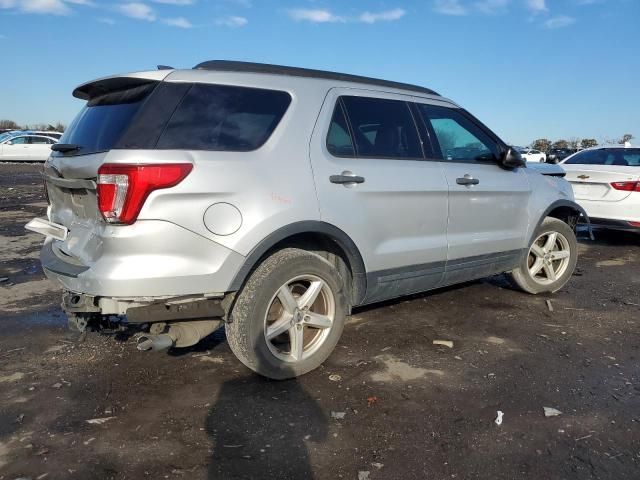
<box><xmin>54</xmin><ymin>122</ymin><xmax>66</xmax><ymax>133</ymax></box>
<box><xmin>532</xmin><ymin>138</ymin><xmax>551</xmax><ymax>153</ymax></box>
<box><xmin>580</xmin><ymin>138</ymin><xmax>598</xmax><ymax>149</ymax></box>
<box><xmin>620</xmin><ymin>133</ymin><xmax>634</xmax><ymax>144</ymax></box>
<box><xmin>567</xmin><ymin>137</ymin><xmax>581</xmax><ymax>150</ymax></box>
<box><xmin>0</xmin><ymin>119</ymin><xmax>20</xmax><ymax>130</ymax></box>
<box><xmin>552</xmin><ymin>139</ymin><xmax>569</xmax><ymax>149</ymax></box>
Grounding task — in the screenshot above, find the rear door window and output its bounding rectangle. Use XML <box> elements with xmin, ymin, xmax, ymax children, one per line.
<box><xmin>156</xmin><ymin>84</ymin><xmax>291</xmax><ymax>151</ymax></box>
<box><xmin>339</xmin><ymin>96</ymin><xmax>423</xmax><ymax>159</ymax></box>
<box><xmin>326</xmin><ymin>101</ymin><xmax>355</xmax><ymax>157</ymax></box>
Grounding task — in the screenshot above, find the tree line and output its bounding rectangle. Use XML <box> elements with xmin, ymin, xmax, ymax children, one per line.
<box><xmin>530</xmin><ymin>134</ymin><xmax>634</xmax><ymax>153</ymax></box>
<box><xmin>0</xmin><ymin>119</ymin><xmax>65</xmax><ymax>132</ymax></box>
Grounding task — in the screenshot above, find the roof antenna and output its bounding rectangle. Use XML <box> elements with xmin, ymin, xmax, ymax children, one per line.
<box><xmin>157</xmin><ymin>65</ymin><xmax>174</xmax><ymax>70</ymax></box>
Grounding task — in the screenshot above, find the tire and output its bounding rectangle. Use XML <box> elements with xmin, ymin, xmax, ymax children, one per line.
<box><xmin>226</xmin><ymin>248</ymin><xmax>349</xmax><ymax>379</ymax></box>
<box><xmin>508</xmin><ymin>217</ymin><xmax>578</xmax><ymax>294</ymax></box>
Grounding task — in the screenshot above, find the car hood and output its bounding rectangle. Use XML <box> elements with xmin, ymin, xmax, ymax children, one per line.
<box><xmin>525</xmin><ymin>163</ymin><xmax>566</xmax><ymax>177</ymax></box>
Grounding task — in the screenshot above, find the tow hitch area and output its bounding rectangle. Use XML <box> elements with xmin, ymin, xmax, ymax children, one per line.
<box><xmin>60</xmin><ymin>291</ymin><xmax>229</xmax><ymax>351</ymax></box>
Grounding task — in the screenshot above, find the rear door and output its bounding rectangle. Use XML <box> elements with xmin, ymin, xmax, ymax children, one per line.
<box><xmin>309</xmin><ymin>89</ymin><xmax>449</xmax><ymax>303</ymax></box>
<box><xmin>415</xmin><ymin>104</ymin><xmax>531</xmax><ymax>284</ymax></box>
<box><xmin>562</xmin><ymin>149</ymin><xmax>640</xmax><ymax>202</ymax></box>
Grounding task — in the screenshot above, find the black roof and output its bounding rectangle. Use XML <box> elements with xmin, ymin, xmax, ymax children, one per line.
<box><xmin>193</xmin><ymin>60</ymin><xmax>440</xmax><ymax>96</ymax></box>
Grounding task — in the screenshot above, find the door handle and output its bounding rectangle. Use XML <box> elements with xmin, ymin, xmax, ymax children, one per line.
<box><xmin>456</xmin><ymin>174</ymin><xmax>479</xmax><ymax>186</ymax></box>
<box><xmin>330</xmin><ymin>171</ymin><xmax>365</xmax><ymax>185</ymax></box>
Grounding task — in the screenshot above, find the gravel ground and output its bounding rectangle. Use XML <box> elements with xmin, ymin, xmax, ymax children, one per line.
<box><xmin>1</xmin><ymin>162</ymin><xmax>639</xmax><ymax>480</ymax></box>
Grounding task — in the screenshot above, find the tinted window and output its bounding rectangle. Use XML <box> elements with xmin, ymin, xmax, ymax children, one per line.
<box><xmin>564</xmin><ymin>149</ymin><xmax>640</xmax><ymax>166</ymax></box>
<box><xmin>60</xmin><ymin>83</ymin><xmax>156</xmax><ymax>155</ymax></box>
<box><xmin>418</xmin><ymin>105</ymin><xmax>499</xmax><ymax>162</ymax></box>
<box><xmin>156</xmin><ymin>84</ymin><xmax>291</xmax><ymax>151</ymax></box>
<box><xmin>326</xmin><ymin>102</ymin><xmax>355</xmax><ymax>157</ymax></box>
<box><xmin>340</xmin><ymin>96</ymin><xmax>423</xmax><ymax>159</ymax></box>
<box><xmin>29</xmin><ymin>136</ymin><xmax>53</xmax><ymax>144</ymax></box>
<box><xmin>10</xmin><ymin>136</ymin><xmax>28</xmax><ymax>145</ymax></box>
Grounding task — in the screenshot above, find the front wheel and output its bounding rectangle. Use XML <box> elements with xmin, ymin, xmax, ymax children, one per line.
<box><xmin>226</xmin><ymin>248</ymin><xmax>348</xmax><ymax>379</ymax></box>
<box><xmin>508</xmin><ymin>217</ymin><xmax>578</xmax><ymax>294</ymax></box>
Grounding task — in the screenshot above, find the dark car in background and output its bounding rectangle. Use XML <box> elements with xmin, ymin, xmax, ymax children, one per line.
<box><xmin>547</xmin><ymin>148</ymin><xmax>575</xmax><ymax>163</ymax></box>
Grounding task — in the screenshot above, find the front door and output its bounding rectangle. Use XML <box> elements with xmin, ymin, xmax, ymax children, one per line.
<box><xmin>309</xmin><ymin>89</ymin><xmax>450</xmax><ymax>303</ymax></box>
<box><xmin>2</xmin><ymin>136</ymin><xmax>30</xmax><ymax>160</ymax></box>
<box><xmin>415</xmin><ymin>104</ymin><xmax>531</xmax><ymax>285</ymax></box>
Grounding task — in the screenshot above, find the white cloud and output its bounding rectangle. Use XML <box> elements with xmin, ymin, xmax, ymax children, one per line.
<box><xmin>119</xmin><ymin>2</ymin><xmax>156</xmax><ymax>21</ymax></box>
<box><xmin>433</xmin><ymin>0</ymin><xmax>468</xmax><ymax>15</ymax></box>
<box><xmin>98</xmin><ymin>16</ymin><xmax>116</xmax><ymax>24</ymax></box>
<box><xmin>215</xmin><ymin>15</ymin><xmax>247</xmax><ymax>27</ymax></box>
<box><xmin>544</xmin><ymin>15</ymin><xmax>576</xmax><ymax>28</ymax></box>
<box><xmin>475</xmin><ymin>0</ymin><xmax>509</xmax><ymax>14</ymax></box>
<box><xmin>151</xmin><ymin>0</ymin><xmax>193</xmax><ymax>4</ymax></box>
<box><xmin>525</xmin><ymin>0</ymin><xmax>547</xmax><ymax>13</ymax></box>
<box><xmin>0</xmin><ymin>0</ymin><xmax>71</xmax><ymax>15</ymax></box>
<box><xmin>162</xmin><ymin>15</ymin><xmax>192</xmax><ymax>27</ymax></box>
<box><xmin>288</xmin><ymin>8</ymin><xmax>344</xmax><ymax>23</ymax></box>
<box><xmin>358</xmin><ymin>8</ymin><xmax>405</xmax><ymax>23</ymax></box>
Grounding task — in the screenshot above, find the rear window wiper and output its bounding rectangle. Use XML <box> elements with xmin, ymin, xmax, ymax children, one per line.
<box><xmin>51</xmin><ymin>143</ymin><xmax>81</xmax><ymax>153</ymax></box>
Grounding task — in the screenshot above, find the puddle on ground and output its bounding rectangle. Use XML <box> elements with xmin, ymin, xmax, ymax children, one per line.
<box><xmin>0</xmin><ymin>372</ymin><xmax>25</xmax><ymax>383</ymax></box>
<box><xmin>371</xmin><ymin>354</ymin><xmax>443</xmax><ymax>382</ymax></box>
<box><xmin>596</xmin><ymin>259</ymin><xmax>627</xmax><ymax>267</ymax></box>
<box><xmin>485</xmin><ymin>336</ymin><xmax>505</xmax><ymax>345</ymax></box>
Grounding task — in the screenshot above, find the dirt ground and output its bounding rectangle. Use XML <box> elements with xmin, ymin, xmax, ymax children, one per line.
<box><xmin>1</xmin><ymin>162</ymin><xmax>639</xmax><ymax>480</ymax></box>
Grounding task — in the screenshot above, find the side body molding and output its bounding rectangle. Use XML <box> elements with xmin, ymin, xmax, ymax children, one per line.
<box><xmin>228</xmin><ymin>221</ymin><xmax>367</xmax><ymax>306</ymax></box>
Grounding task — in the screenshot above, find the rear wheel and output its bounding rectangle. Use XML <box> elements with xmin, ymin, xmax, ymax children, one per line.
<box><xmin>226</xmin><ymin>248</ymin><xmax>348</xmax><ymax>379</ymax></box>
<box><xmin>508</xmin><ymin>217</ymin><xmax>578</xmax><ymax>294</ymax></box>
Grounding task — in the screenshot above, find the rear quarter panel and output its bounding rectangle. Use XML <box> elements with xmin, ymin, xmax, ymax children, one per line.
<box><xmin>128</xmin><ymin>72</ymin><xmax>330</xmax><ymax>257</ymax></box>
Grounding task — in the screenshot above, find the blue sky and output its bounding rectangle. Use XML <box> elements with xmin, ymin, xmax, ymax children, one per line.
<box><xmin>1</xmin><ymin>0</ymin><xmax>638</xmax><ymax>145</ymax></box>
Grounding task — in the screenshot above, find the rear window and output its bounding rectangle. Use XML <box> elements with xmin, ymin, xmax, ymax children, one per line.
<box><xmin>58</xmin><ymin>82</ymin><xmax>291</xmax><ymax>155</ymax></box>
<box><xmin>60</xmin><ymin>83</ymin><xmax>156</xmax><ymax>155</ymax></box>
<box><xmin>564</xmin><ymin>149</ymin><xmax>640</xmax><ymax>166</ymax></box>
<box><xmin>156</xmin><ymin>84</ymin><xmax>291</xmax><ymax>151</ymax></box>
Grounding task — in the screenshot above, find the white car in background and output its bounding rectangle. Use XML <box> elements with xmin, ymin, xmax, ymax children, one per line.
<box><xmin>561</xmin><ymin>145</ymin><xmax>640</xmax><ymax>231</ymax></box>
<box><xmin>0</xmin><ymin>131</ymin><xmax>58</xmax><ymax>162</ymax></box>
<box><xmin>518</xmin><ymin>148</ymin><xmax>547</xmax><ymax>163</ymax></box>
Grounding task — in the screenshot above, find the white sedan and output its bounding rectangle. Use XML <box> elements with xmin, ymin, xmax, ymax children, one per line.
<box><xmin>518</xmin><ymin>148</ymin><xmax>546</xmax><ymax>163</ymax></box>
<box><xmin>561</xmin><ymin>145</ymin><xmax>640</xmax><ymax>231</ymax></box>
<box><xmin>0</xmin><ymin>132</ymin><xmax>58</xmax><ymax>162</ymax></box>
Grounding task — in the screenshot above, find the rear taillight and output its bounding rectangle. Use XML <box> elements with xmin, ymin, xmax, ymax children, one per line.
<box><xmin>610</xmin><ymin>181</ymin><xmax>640</xmax><ymax>192</ymax></box>
<box><xmin>97</xmin><ymin>163</ymin><xmax>193</xmax><ymax>224</ymax></box>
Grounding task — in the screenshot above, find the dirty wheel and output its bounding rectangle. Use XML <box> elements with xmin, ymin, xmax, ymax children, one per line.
<box><xmin>226</xmin><ymin>248</ymin><xmax>348</xmax><ymax>379</ymax></box>
<box><xmin>508</xmin><ymin>217</ymin><xmax>578</xmax><ymax>294</ymax></box>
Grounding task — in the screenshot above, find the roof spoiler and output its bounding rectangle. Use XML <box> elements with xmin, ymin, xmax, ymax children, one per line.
<box><xmin>72</xmin><ymin>70</ymin><xmax>174</xmax><ymax>101</ymax></box>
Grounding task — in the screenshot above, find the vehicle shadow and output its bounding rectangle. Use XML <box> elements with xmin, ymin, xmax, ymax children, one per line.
<box><xmin>586</xmin><ymin>228</ymin><xmax>640</xmax><ymax>247</ymax></box>
<box><xmin>204</xmin><ymin>337</ymin><xmax>327</xmax><ymax>480</ymax></box>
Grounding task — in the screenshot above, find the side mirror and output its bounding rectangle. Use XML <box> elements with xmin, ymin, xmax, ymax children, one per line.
<box><xmin>6</xmin><ymin>140</ymin><xmax>13</xmax><ymax>145</ymax></box>
<box><xmin>502</xmin><ymin>147</ymin><xmax>526</xmax><ymax>168</ymax></box>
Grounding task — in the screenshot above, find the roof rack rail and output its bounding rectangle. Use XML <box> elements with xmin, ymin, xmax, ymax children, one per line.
<box><xmin>193</xmin><ymin>60</ymin><xmax>440</xmax><ymax>96</ymax></box>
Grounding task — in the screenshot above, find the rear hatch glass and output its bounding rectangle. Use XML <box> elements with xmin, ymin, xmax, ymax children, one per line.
<box><xmin>58</xmin><ymin>82</ymin><xmax>157</xmax><ymax>156</ymax></box>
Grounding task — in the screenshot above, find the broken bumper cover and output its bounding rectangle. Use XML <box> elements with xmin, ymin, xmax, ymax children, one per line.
<box><xmin>39</xmin><ymin>219</ymin><xmax>246</xmax><ymax>298</ymax></box>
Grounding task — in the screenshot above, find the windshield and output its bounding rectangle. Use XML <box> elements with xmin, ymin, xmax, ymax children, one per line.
<box><xmin>0</xmin><ymin>132</ymin><xmax>16</xmax><ymax>143</ymax></box>
<box><xmin>564</xmin><ymin>148</ymin><xmax>640</xmax><ymax>166</ymax></box>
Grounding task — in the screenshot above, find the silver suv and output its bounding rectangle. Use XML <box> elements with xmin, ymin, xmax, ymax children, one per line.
<box><xmin>28</xmin><ymin>61</ymin><xmax>587</xmax><ymax>379</ymax></box>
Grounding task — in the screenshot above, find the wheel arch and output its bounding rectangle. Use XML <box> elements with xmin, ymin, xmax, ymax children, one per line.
<box><xmin>228</xmin><ymin>221</ymin><xmax>367</xmax><ymax>307</ymax></box>
<box><xmin>530</xmin><ymin>199</ymin><xmax>591</xmax><ymax>245</ymax></box>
